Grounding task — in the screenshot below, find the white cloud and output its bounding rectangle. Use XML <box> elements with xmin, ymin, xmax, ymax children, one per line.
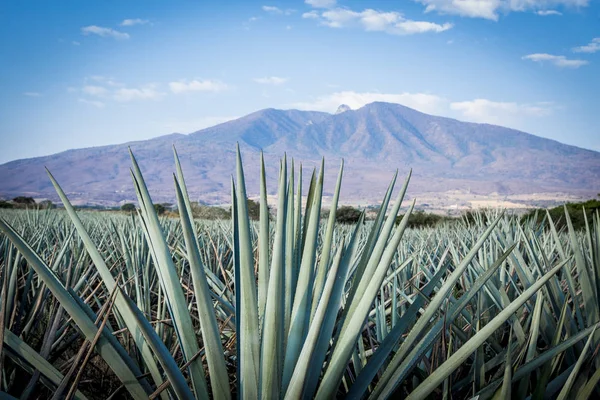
<box><xmin>74</xmin><ymin>79</ymin><xmax>164</xmax><ymax>103</ymax></box>
<box><xmin>416</xmin><ymin>0</ymin><xmax>589</xmax><ymax>20</ymax></box>
<box><xmin>81</xmin><ymin>25</ymin><xmax>130</xmax><ymax>40</ymax></box>
<box><xmin>522</xmin><ymin>53</ymin><xmax>588</xmax><ymax>68</ymax></box>
<box><xmin>78</xmin><ymin>98</ymin><xmax>105</xmax><ymax>108</ymax></box>
<box><xmin>290</xmin><ymin>91</ymin><xmax>556</xmax><ymax>130</ymax></box>
<box><xmin>450</xmin><ymin>99</ymin><xmax>555</xmax><ymax>124</ymax></box>
<box><xmin>262</xmin><ymin>6</ymin><xmax>295</xmax><ymax>15</ymax></box>
<box><xmin>291</xmin><ymin>91</ymin><xmax>448</xmax><ymax>115</ymax></box>
<box><xmin>72</xmin><ymin>41</ymin><xmax>81</xmax><ymax>46</ymax></box>
<box><xmin>253</xmin><ymin>76</ymin><xmax>289</xmax><ymax>85</ymax></box>
<box><xmin>169</xmin><ymin>79</ymin><xmax>229</xmax><ymax>94</ymax></box>
<box><xmin>305</xmin><ymin>0</ymin><xmax>337</xmax><ymax>7</ymax></box>
<box><xmin>302</xmin><ymin>11</ymin><xmax>320</xmax><ymax>19</ymax></box>
<box><xmin>309</xmin><ymin>8</ymin><xmax>452</xmax><ymax>35</ymax></box>
<box><xmin>536</xmin><ymin>9</ymin><xmax>562</xmax><ymax>15</ymax></box>
<box><xmin>113</xmin><ymin>84</ymin><xmax>164</xmax><ymax>102</ymax></box>
<box><xmin>120</xmin><ymin>18</ymin><xmax>150</xmax><ymax>26</ymax></box>
<box><xmin>23</xmin><ymin>92</ymin><xmax>42</xmax><ymax>97</ymax></box>
<box><xmin>572</xmin><ymin>38</ymin><xmax>600</xmax><ymax>53</ymax></box>
<box><xmin>82</xmin><ymin>85</ymin><xmax>109</xmax><ymax>96</ymax></box>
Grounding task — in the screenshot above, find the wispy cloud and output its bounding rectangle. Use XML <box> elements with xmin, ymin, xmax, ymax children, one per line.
<box><xmin>78</xmin><ymin>98</ymin><xmax>105</xmax><ymax>108</ymax></box>
<box><xmin>290</xmin><ymin>90</ymin><xmax>557</xmax><ymax>128</ymax></box>
<box><xmin>74</xmin><ymin>79</ymin><xmax>164</xmax><ymax>103</ymax></box>
<box><xmin>306</xmin><ymin>8</ymin><xmax>452</xmax><ymax>35</ymax></box>
<box><xmin>291</xmin><ymin>91</ymin><xmax>448</xmax><ymax>115</ymax></box>
<box><xmin>113</xmin><ymin>84</ymin><xmax>164</xmax><ymax>101</ymax></box>
<box><xmin>305</xmin><ymin>0</ymin><xmax>336</xmax><ymax>8</ymax></box>
<box><xmin>572</xmin><ymin>38</ymin><xmax>600</xmax><ymax>53</ymax></box>
<box><xmin>169</xmin><ymin>79</ymin><xmax>229</xmax><ymax>94</ymax></box>
<box><xmin>82</xmin><ymin>85</ymin><xmax>109</xmax><ymax>96</ymax></box>
<box><xmin>450</xmin><ymin>99</ymin><xmax>555</xmax><ymax>124</ymax></box>
<box><xmin>72</xmin><ymin>41</ymin><xmax>81</xmax><ymax>46</ymax></box>
<box><xmin>23</xmin><ymin>92</ymin><xmax>42</xmax><ymax>97</ymax></box>
<box><xmin>522</xmin><ymin>53</ymin><xmax>588</xmax><ymax>68</ymax></box>
<box><xmin>253</xmin><ymin>76</ymin><xmax>289</xmax><ymax>85</ymax></box>
<box><xmin>536</xmin><ymin>10</ymin><xmax>562</xmax><ymax>15</ymax></box>
<box><xmin>81</xmin><ymin>25</ymin><xmax>129</xmax><ymax>40</ymax></box>
<box><xmin>262</xmin><ymin>6</ymin><xmax>295</xmax><ymax>15</ymax></box>
<box><xmin>416</xmin><ymin>0</ymin><xmax>588</xmax><ymax>21</ymax></box>
<box><xmin>120</xmin><ymin>18</ymin><xmax>150</xmax><ymax>26</ymax></box>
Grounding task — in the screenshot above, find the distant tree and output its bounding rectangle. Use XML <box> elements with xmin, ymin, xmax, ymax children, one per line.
<box><xmin>0</xmin><ymin>201</ymin><xmax>14</xmax><ymax>209</ymax></box>
<box><xmin>39</xmin><ymin>200</ymin><xmax>55</xmax><ymax>209</ymax></box>
<box><xmin>190</xmin><ymin>202</ymin><xmax>230</xmax><ymax>220</ymax></box>
<box><xmin>246</xmin><ymin>199</ymin><xmax>261</xmax><ymax>220</ymax></box>
<box><xmin>13</xmin><ymin>196</ymin><xmax>35</xmax><ymax>205</ymax></box>
<box><xmin>121</xmin><ymin>203</ymin><xmax>136</xmax><ymax>212</ymax></box>
<box><xmin>521</xmin><ymin>198</ymin><xmax>600</xmax><ymax>231</ymax></box>
<box><xmin>395</xmin><ymin>210</ymin><xmax>448</xmax><ymax>228</ymax></box>
<box><xmin>336</xmin><ymin>206</ymin><xmax>362</xmax><ymax>224</ymax></box>
<box><xmin>154</xmin><ymin>203</ymin><xmax>166</xmax><ymax>215</ymax></box>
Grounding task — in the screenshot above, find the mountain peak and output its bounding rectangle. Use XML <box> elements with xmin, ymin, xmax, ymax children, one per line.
<box><xmin>335</xmin><ymin>104</ymin><xmax>352</xmax><ymax>114</ymax></box>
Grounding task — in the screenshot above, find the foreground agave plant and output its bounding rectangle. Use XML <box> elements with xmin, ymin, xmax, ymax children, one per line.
<box><xmin>0</xmin><ymin>145</ymin><xmax>599</xmax><ymax>399</ymax></box>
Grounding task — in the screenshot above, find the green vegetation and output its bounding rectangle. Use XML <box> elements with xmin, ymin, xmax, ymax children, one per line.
<box><xmin>395</xmin><ymin>209</ymin><xmax>452</xmax><ymax>228</ymax></box>
<box><xmin>0</xmin><ymin>201</ymin><xmax>13</xmax><ymax>209</ymax></box>
<box><xmin>522</xmin><ymin>197</ymin><xmax>600</xmax><ymax>230</ymax></box>
<box><xmin>153</xmin><ymin>203</ymin><xmax>167</xmax><ymax>215</ymax></box>
<box><xmin>12</xmin><ymin>195</ymin><xmax>35</xmax><ymax>205</ymax></box>
<box><xmin>335</xmin><ymin>205</ymin><xmax>362</xmax><ymax>224</ymax></box>
<box><xmin>120</xmin><ymin>202</ymin><xmax>136</xmax><ymax>212</ymax></box>
<box><xmin>0</xmin><ymin>147</ymin><xmax>599</xmax><ymax>400</ymax></box>
<box><xmin>190</xmin><ymin>201</ymin><xmax>230</xmax><ymax>220</ymax></box>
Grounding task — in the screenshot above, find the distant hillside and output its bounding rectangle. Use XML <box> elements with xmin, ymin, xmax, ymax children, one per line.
<box><xmin>0</xmin><ymin>102</ymin><xmax>598</xmax><ymax>206</ymax></box>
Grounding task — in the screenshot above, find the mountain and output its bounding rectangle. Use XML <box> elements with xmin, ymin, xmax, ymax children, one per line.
<box><xmin>1</xmin><ymin>102</ymin><xmax>599</xmax><ymax>207</ymax></box>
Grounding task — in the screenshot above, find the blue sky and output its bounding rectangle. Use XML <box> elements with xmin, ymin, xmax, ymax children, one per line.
<box><xmin>0</xmin><ymin>0</ymin><xmax>598</xmax><ymax>164</ymax></box>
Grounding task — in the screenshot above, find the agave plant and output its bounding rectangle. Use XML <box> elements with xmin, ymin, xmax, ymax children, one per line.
<box><xmin>0</xmin><ymin>145</ymin><xmax>599</xmax><ymax>399</ymax></box>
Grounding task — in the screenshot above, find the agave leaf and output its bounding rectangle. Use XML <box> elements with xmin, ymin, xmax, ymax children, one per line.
<box><xmin>3</xmin><ymin>329</ymin><xmax>89</xmax><ymax>400</ymax></box>
<box><xmin>370</xmin><ymin>213</ymin><xmax>506</xmax><ymax>398</ymax></box>
<box><xmin>556</xmin><ymin>326</ymin><xmax>597</xmax><ymax>400</ymax></box>
<box><xmin>342</xmin><ymin>171</ymin><xmax>409</xmax><ymax>325</ymax></box>
<box><xmin>233</xmin><ymin>144</ymin><xmax>261</xmax><ymax>399</ymax></box>
<box><xmin>405</xmin><ymin>257</ymin><xmax>569</xmax><ymax>400</ymax></box>
<box><xmin>311</xmin><ymin>159</ymin><xmax>343</xmax><ymax>317</ymax></box>
<box><xmin>0</xmin><ymin>219</ymin><xmax>150</xmax><ymax>400</ymax></box>
<box><xmin>302</xmin><ymin>211</ymin><xmax>365</xmax><ymax>399</ymax></box>
<box><xmin>258</xmin><ymin>151</ymin><xmax>270</xmax><ymax>324</ymax></box>
<box><xmin>284</xmin><ymin>161</ymin><xmax>296</xmax><ymax>339</ymax></box>
<box><xmin>174</xmin><ymin>172</ymin><xmax>231</xmax><ymax>399</ymax></box>
<box><xmin>565</xmin><ymin>205</ymin><xmax>598</xmax><ymax>326</ymax></box>
<box><xmin>491</xmin><ymin>329</ymin><xmax>513</xmax><ymax>400</ymax></box>
<box><xmin>285</xmin><ymin>239</ymin><xmax>344</xmax><ymax>399</ymax></box>
<box><xmin>367</xmin><ymin>243</ymin><xmax>517</xmax><ymax>400</ymax></box>
<box><xmin>346</xmin><ymin>255</ymin><xmax>449</xmax><ymax>400</ymax></box>
<box><xmin>45</xmin><ymin>169</ymin><xmax>165</xmax><ymax>392</ymax></box>
<box><xmin>315</xmin><ymin>199</ymin><xmax>415</xmax><ymax>400</ymax></box>
<box><xmin>282</xmin><ymin>159</ymin><xmax>324</xmax><ymax>391</ymax></box>
<box><xmin>260</xmin><ymin>156</ymin><xmax>287</xmax><ymax>399</ymax></box>
<box><xmin>129</xmin><ymin>149</ymin><xmax>208</xmax><ymax>398</ymax></box>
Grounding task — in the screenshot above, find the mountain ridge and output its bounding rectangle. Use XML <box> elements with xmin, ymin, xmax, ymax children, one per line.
<box><xmin>1</xmin><ymin>102</ymin><xmax>598</xmax><ymax>207</ymax></box>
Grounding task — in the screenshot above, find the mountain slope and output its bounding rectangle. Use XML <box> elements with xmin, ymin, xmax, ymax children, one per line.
<box><xmin>0</xmin><ymin>102</ymin><xmax>598</xmax><ymax>206</ymax></box>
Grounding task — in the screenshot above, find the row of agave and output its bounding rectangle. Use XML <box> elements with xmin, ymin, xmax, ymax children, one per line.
<box><xmin>0</xmin><ymin>145</ymin><xmax>599</xmax><ymax>399</ymax></box>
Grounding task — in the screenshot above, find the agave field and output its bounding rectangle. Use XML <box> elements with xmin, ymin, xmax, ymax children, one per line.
<box><xmin>1</xmin><ymin>146</ymin><xmax>600</xmax><ymax>399</ymax></box>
